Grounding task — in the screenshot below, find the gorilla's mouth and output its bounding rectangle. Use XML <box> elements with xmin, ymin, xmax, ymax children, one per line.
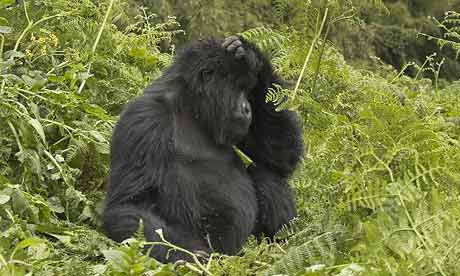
<box><xmin>226</xmin><ymin>118</ymin><xmax>251</xmax><ymax>143</ymax></box>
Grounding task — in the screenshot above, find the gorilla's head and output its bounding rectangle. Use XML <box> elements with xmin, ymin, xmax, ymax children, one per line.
<box><xmin>170</xmin><ymin>39</ymin><xmax>258</xmax><ymax>145</ymax></box>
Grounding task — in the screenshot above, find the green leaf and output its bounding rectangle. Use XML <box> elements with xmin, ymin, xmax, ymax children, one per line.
<box><xmin>29</xmin><ymin>242</ymin><xmax>50</xmax><ymax>260</ymax></box>
<box><xmin>92</xmin><ymin>264</ymin><xmax>107</xmax><ymax>275</ymax></box>
<box><xmin>84</xmin><ymin>104</ymin><xmax>114</xmax><ymax>120</ymax></box>
<box><xmin>28</xmin><ymin>118</ymin><xmax>47</xmax><ymax>145</ymax></box>
<box><xmin>48</xmin><ymin>233</ymin><xmax>71</xmax><ymax>244</ymax></box>
<box><xmin>0</xmin><ymin>175</ymin><xmax>9</xmax><ymax>184</ymax></box>
<box><xmin>47</xmin><ymin>196</ymin><xmax>64</xmax><ymax>213</ymax></box>
<box><xmin>0</xmin><ymin>26</ymin><xmax>12</xmax><ymax>34</ymax></box>
<box><xmin>55</xmin><ymin>154</ymin><xmax>65</xmax><ymax>163</ymax></box>
<box><xmin>0</xmin><ymin>0</ymin><xmax>15</xmax><ymax>8</ymax></box>
<box><xmin>128</xmin><ymin>47</ymin><xmax>148</xmax><ymax>58</ymax></box>
<box><xmin>232</xmin><ymin>146</ymin><xmax>254</xmax><ymax>168</ymax></box>
<box><xmin>0</xmin><ymin>194</ymin><xmax>10</xmax><ymax>204</ymax></box>
<box><xmin>102</xmin><ymin>249</ymin><xmax>130</xmax><ymax>272</ymax></box>
<box><xmin>90</xmin><ymin>131</ymin><xmax>106</xmax><ymax>143</ymax></box>
<box><xmin>16</xmin><ymin>238</ymin><xmax>45</xmax><ymax>250</ymax></box>
<box><xmin>4</xmin><ymin>50</ymin><xmax>25</xmax><ymax>60</ymax></box>
<box><xmin>11</xmin><ymin>190</ymin><xmax>30</xmax><ymax>215</ymax></box>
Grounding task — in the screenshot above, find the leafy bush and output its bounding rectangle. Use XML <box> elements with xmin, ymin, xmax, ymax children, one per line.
<box><xmin>0</xmin><ymin>0</ymin><xmax>178</xmax><ymax>274</ymax></box>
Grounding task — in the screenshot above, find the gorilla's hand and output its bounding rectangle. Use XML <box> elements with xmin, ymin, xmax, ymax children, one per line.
<box><xmin>223</xmin><ymin>36</ymin><xmax>260</xmax><ymax>72</ymax></box>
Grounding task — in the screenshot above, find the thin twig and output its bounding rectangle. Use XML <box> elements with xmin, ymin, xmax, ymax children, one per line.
<box><xmin>77</xmin><ymin>0</ymin><xmax>116</xmax><ymax>94</ymax></box>
<box><xmin>293</xmin><ymin>8</ymin><xmax>328</xmax><ymax>96</ymax></box>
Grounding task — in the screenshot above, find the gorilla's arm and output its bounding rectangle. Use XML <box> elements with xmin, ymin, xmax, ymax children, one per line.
<box><xmin>224</xmin><ymin>36</ymin><xmax>303</xmax><ymax>177</ymax></box>
<box><xmin>104</xmin><ymin>94</ymin><xmax>209</xmax><ymax>260</ymax></box>
<box><xmin>226</xmin><ymin>37</ymin><xmax>303</xmax><ymax>237</ymax></box>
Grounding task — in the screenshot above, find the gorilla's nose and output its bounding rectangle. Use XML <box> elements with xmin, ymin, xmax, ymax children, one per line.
<box><xmin>242</xmin><ymin>102</ymin><xmax>252</xmax><ymax>122</ymax></box>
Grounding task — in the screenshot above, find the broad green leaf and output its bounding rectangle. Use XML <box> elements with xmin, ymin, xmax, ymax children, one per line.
<box><xmin>0</xmin><ymin>194</ymin><xmax>10</xmax><ymax>204</ymax></box>
<box><xmin>11</xmin><ymin>190</ymin><xmax>30</xmax><ymax>215</ymax></box>
<box><xmin>16</xmin><ymin>238</ymin><xmax>45</xmax><ymax>250</ymax></box>
<box><xmin>27</xmin><ymin>118</ymin><xmax>47</xmax><ymax>145</ymax></box>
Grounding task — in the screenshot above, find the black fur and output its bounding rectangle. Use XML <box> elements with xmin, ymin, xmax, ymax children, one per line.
<box><xmin>102</xmin><ymin>37</ymin><xmax>303</xmax><ymax>262</ymax></box>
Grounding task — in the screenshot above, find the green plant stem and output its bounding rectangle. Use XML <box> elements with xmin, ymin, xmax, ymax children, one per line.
<box><xmin>434</xmin><ymin>58</ymin><xmax>444</xmax><ymax>93</ymax></box>
<box><xmin>0</xmin><ymin>34</ymin><xmax>4</xmax><ymax>57</ymax></box>
<box><xmin>414</xmin><ymin>54</ymin><xmax>432</xmax><ymax>80</ymax></box>
<box><xmin>293</xmin><ymin>8</ymin><xmax>328</xmax><ymax>96</ymax></box>
<box><xmin>311</xmin><ymin>8</ymin><xmax>354</xmax><ymax>92</ymax></box>
<box><xmin>7</xmin><ymin>120</ymin><xmax>23</xmax><ymax>153</ymax></box>
<box><xmin>13</xmin><ymin>1</ymin><xmax>68</xmax><ymax>52</ymax></box>
<box><xmin>0</xmin><ymin>253</ymin><xmax>7</xmax><ymax>267</ymax></box>
<box><xmin>77</xmin><ymin>0</ymin><xmax>115</xmax><ymax>94</ymax></box>
<box><xmin>310</xmin><ymin>23</ymin><xmax>330</xmax><ymax>94</ymax></box>
<box><xmin>43</xmin><ymin>150</ymin><xmax>69</xmax><ymax>186</ymax></box>
<box><xmin>23</xmin><ymin>0</ymin><xmax>31</xmax><ymax>24</ymax></box>
<box><xmin>390</xmin><ymin>62</ymin><xmax>415</xmax><ymax>83</ymax></box>
<box><xmin>0</xmin><ymin>80</ymin><xmax>5</xmax><ymax>95</ymax></box>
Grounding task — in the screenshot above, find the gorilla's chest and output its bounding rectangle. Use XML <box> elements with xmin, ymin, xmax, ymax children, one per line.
<box><xmin>178</xmin><ymin>159</ymin><xmax>257</xmax><ymax>213</ymax></box>
<box><xmin>176</xmin><ymin>158</ymin><xmax>258</xmax><ymax>241</ymax></box>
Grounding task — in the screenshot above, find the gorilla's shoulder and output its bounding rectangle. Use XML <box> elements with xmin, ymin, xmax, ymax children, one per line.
<box><xmin>120</xmin><ymin>94</ymin><xmax>171</xmax><ymax>120</ymax></box>
<box><xmin>113</xmin><ymin>93</ymin><xmax>174</xmax><ymax>144</ymax></box>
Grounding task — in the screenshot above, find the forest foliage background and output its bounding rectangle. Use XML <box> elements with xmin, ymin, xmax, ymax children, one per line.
<box><xmin>1</xmin><ymin>0</ymin><xmax>460</xmax><ymax>275</ymax></box>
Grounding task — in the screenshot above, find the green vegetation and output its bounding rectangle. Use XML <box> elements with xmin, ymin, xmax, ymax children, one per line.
<box><xmin>1</xmin><ymin>0</ymin><xmax>460</xmax><ymax>275</ymax></box>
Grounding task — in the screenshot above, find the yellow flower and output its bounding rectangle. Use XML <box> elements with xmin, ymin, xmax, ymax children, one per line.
<box><xmin>49</xmin><ymin>34</ymin><xmax>59</xmax><ymax>47</ymax></box>
<box><xmin>25</xmin><ymin>49</ymin><xmax>33</xmax><ymax>59</ymax></box>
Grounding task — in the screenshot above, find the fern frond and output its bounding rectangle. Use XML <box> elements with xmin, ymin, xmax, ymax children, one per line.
<box><xmin>240</xmin><ymin>27</ymin><xmax>287</xmax><ymax>54</ymax></box>
<box><xmin>264</xmin><ymin>232</ymin><xmax>337</xmax><ymax>275</ymax></box>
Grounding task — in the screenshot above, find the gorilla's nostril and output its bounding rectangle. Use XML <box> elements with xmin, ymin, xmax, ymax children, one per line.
<box><xmin>245</xmin><ymin>106</ymin><xmax>251</xmax><ymax>115</ymax></box>
<box><xmin>242</xmin><ymin>103</ymin><xmax>251</xmax><ymax>119</ymax></box>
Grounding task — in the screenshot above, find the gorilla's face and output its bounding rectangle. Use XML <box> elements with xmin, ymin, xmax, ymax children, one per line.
<box><xmin>204</xmin><ymin>71</ymin><xmax>257</xmax><ymax>144</ymax></box>
<box><xmin>223</xmin><ymin>85</ymin><xmax>253</xmax><ymax>143</ymax></box>
<box><xmin>174</xmin><ymin>39</ymin><xmax>258</xmax><ymax>145</ymax></box>
<box><xmin>231</xmin><ymin>92</ymin><xmax>252</xmax><ymax>133</ymax></box>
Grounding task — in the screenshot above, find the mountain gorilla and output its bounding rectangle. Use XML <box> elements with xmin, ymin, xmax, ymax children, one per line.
<box><xmin>102</xmin><ymin>36</ymin><xmax>303</xmax><ymax>262</ymax></box>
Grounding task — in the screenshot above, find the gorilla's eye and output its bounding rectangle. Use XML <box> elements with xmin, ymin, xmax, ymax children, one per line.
<box><xmin>201</xmin><ymin>69</ymin><xmax>213</xmax><ymax>82</ymax></box>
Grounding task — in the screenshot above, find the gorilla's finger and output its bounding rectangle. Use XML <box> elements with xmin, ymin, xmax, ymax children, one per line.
<box><xmin>222</xmin><ymin>36</ymin><xmax>239</xmax><ymax>48</ymax></box>
<box><xmin>227</xmin><ymin>40</ymin><xmax>242</xmax><ymax>52</ymax></box>
<box><xmin>222</xmin><ymin>36</ymin><xmax>237</xmax><ymax>48</ymax></box>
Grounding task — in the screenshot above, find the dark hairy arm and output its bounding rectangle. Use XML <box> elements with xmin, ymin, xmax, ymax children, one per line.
<box><xmin>224</xmin><ymin>36</ymin><xmax>303</xmax><ymax>176</ymax></box>
<box><xmin>223</xmin><ymin>36</ymin><xmax>303</xmax><ymax>238</ymax></box>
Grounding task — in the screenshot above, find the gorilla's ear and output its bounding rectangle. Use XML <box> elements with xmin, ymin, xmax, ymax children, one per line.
<box><xmin>201</xmin><ymin>69</ymin><xmax>213</xmax><ymax>83</ymax></box>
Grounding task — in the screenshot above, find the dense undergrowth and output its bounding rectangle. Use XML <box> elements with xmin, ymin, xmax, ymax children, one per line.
<box><xmin>1</xmin><ymin>0</ymin><xmax>460</xmax><ymax>275</ymax></box>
